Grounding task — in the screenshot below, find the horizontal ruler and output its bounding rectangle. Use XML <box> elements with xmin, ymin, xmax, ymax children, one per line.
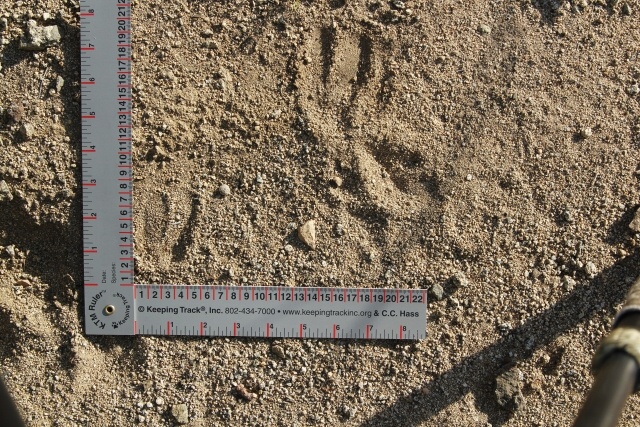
<box><xmin>90</xmin><ymin>285</ymin><xmax>426</xmax><ymax>340</ymax></box>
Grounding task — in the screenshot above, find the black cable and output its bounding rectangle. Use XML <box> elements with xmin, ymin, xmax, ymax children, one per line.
<box><xmin>573</xmin><ymin>313</ymin><xmax>640</xmax><ymax>427</ymax></box>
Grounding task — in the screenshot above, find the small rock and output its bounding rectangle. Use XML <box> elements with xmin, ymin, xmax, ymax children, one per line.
<box><xmin>579</xmin><ymin>127</ymin><xmax>593</xmax><ymax>139</ymax></box>
<box><xmin>430</xmin><ymin>284</ymin><xmax>444</xmax><ymax>301</ymax></box>
<box><xmin>155</xmin><ymin>397</ymin><xmax>164</xmax><ymax>406</ymax></box>
<box><xmin>283</xmin><ymin>244</ymin><xmax>294</xmax><ymax>254</ymax></box>
<box><xmin>561</xmin><ymin>208</ymin><xmax>575</xmax><ymax>223</ymax></box>
<box><xmin>340</xmin><ymin>405</ymin><xmax>357</xmax><ymax>419</ymax></box>
<box><xmin>20</xmin><ymin>20</ymin><xmax>61</xmax><ymax>51</ymax></box>
<box><xmin>0</xmin><ymin>180</ymin><xmax>13</xmax><ymax>202</ymax></box>
<box><xmin>235</xmin><ymin>384</ymin><xmax>257</xmax><ymax>402</ymax></box>
<box><xmin>0</xmin><ymin>18</ymin><xmax>7</xmax><ymax>33</ymax></box>
<box><xmin>561</xmin><ymin>276</ymin><xmax>576</xmax><ymax>292</ymax></box>
<box><xmin>56</xmin><ymin>76</ymin><xmax>64</xmax><ymax>93</ymax></box>
<box><xmin>451</xmin><ymin>272</ymin><xmax>469</xmax><ymax>288</ymax></box>
<box><xmin>628</xmin><ymin>84</ymin><xmax>640</xmax><ymax>96</ymax></box>
<box><xmin>268</xmin><ymin>109</ymin><xmax>282</xmax><ymax>119</ymax></box>
<box><xmin>137</xmin><ymin>415</ymin><xmax>145</xmax><ymax>423</ymax></box>
<box><xmin>495</xmin><ymin>368</ymin><xmax>526</xmax><ymax>411</ymax></box>
<box><xmin>5</xmin><ymin>245</ymin><xmax>16</xmax><ymax>258</ymax></box>
<box><xmin>7</xmin><ymin>103</ymin><xmax>24</xmax><ymax>123</ymax></box>
<box><xmin>19</xmin><ymin>123</ymin><xmax>35</xmax><ymax>140</ymax></box>
<box><xmin>149</xmin><ymin>145</ymin><xmax>171</xmax><ymax>161</ymax></box>
<box><xmin>584</xmin><ymin>261</ymin><xmax>597</xmax><ymax>277</ymax></box>
<box><xmin>271</xmin><ymin>345</ymin><xmax>286</xmax><ymax>359</ymax></box>
<box><xmin>392</xmin><ymin>0</ymin><xmax>406</xmax><ymax>9</ymax></box>
<box><xmin>329</xmin><ymin>176</ymin><xmax>343</xmax><ymax>188</ymax></box>
<box><xmin>218</xmin><ymin>184</ymin><xmax>231</xmax><ymax>197</ymax></box>
<box><xmin>298</xmin><ymin>220</ymin><xmax>317</xmax><ymax>249</ymax></box>
<box><xmin>621</xmin><ymin>3</ymin><xmax>632</xmax><ymax>15</ymax></box>
<box><xmin>629</xmin><ymin>208</ymin><xmax>640</xmax><ymax>232</ymax></box>
<box><xmin>15</xmin><ymin>279</ymin><xmax>31</xmax><ymax>287</ymax></box>
<box><xmin>171</xmin><ymin>404</ymin><xmax>189</xmax><ymax>425</ymax></box>
<box><xmin>478</xmin><ymin>24</ymin><xmax>492</xmax><ymax>35</ymax></box>
<box><xmin>334</xmin><ymin>224</ymin><xmax>345</xmax><ymax>236</ymax></box>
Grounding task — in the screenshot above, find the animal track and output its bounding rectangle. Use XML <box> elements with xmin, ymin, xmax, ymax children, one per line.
<box><xmin>296</xmin><ymin>24</ymin><xmax>441</xmax><ymax>234</ymax></box>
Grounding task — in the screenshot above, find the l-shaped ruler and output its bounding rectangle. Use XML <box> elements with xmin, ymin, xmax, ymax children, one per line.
<box><xmin>80</xmin><ymin>0</ymin><xmax>426</xmax><ymax>339</ymax></box>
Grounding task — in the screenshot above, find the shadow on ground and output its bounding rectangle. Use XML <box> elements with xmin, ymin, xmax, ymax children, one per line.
<box><xmin>361</xmin><ymin>248</ymin><xmax>638</xmax><ymax>426</ymax></box>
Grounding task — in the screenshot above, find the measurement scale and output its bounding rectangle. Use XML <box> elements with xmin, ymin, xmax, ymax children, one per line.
<box><xmin>80</xmin><ymin>0</ymin><xmax>427</xmax><ymax>339</ymax></box>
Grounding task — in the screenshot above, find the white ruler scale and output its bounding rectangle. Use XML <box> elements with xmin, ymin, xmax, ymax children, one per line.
<box><xmin>80</xmin><ymin>0</ymin><xmax>427</xmax><ymax>339</ymax></box>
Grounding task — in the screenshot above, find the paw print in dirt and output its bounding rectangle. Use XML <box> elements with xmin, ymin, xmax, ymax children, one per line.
<box><xmin>295</xmin><ymin>24</ymin><xmax>443</xmax><ymax>234</ymax></box>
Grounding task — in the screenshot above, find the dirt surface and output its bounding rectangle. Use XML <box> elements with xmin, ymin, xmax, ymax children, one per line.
<box><xmin>1</xmin><ymin>0</ymin><xmax>640</xmax><ymax>426</ymax></box>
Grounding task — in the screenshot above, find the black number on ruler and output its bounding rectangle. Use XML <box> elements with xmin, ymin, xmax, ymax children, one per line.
<box><xmin>204</xmin><ymin>291</ymin><xmax>211</xmax><ymax>299</ymax></box>
<box><xmin>412</xmin><ymin>295</ymin><xmax>423</xmax><ymax>303</ymax></box>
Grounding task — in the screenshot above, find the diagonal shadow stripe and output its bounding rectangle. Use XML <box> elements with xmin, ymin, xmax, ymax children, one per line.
<box><xmin>361</xmin><ymin>249</ymin><xmax>639</xmax><ymax>427</ymax></box>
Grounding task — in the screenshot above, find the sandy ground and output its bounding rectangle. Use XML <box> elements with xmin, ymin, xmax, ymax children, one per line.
<box><xmin>1</xmin><ymin>0</ymin><xmax>640</xmax><ymax>425</ymax></box>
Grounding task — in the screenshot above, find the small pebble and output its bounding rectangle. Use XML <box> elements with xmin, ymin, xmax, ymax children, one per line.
<box><xmin>628</xmin><ymin>84</ymin><xmax>639</xmax><ymax>96</ymax></box>
<box><xmin>584</xmin><ymin>261</ymin><xmax>597</xmax><ymax>277</ymax></box>
<box><xmin>15</xmin><ymin>279</ymin><xmax>31</xmax><ymax>287</ymax></box>
<box><xmin>19</xmin><ymin>123</ymin><xmax>35</xmax><ymax>140</ymax></box>
<box><xmin>298</xmin><ymin>220</ymin><xmax>317</xmax><ymax>249</ymax></box>
<box><xmin>155</xmin><ymin>397</ymin><xmax>164</xmax><ymax>406</ymax></box>
<box><xmin>629</xmin><ymin>207</ymin><xmax>640</xmax><ymax>232</ymax></box>
<box><xmin>235</xmin><ymin>384</ymin><xmax>257</xmax><ymax>401</ymax></box>
<box><xmin>561</xmin><ymin>276</ymin><xmax>576</xmax><ymax>292</ymax></box>
<box><xmin>329</xmin><ymin>176</ymin><xmax>343</xmax><ymax>188</ymax></box>
<box><xmin>622</xmin><ymin>3</ymin><xmax>632</xmax><ymax>15</ymax></box>
<box><xmin>271</xmin><ymin>345</ymin><xmax>286</xmax><ymax>359</ymax></box>
<box><xmin>171</xmin><ymin>404</ymin><xmax>189</xmax><ymax>425</ymax></box>
<box><xmin>283</xmin><ymin>244</ymin><xmax>294</xmax><ymax>254</ymax></box>
<box><xmin>478</xmin><ymin>24</ymin><xmax>492</xmax><ymax>35</ymax></box>
<box><xmin>579</xmin><ymin>127</ymin><xmax>592</xmax><ymax>139</ymax></box>
<box><xmin>0</xmin><ymin>180</ymin><xmax>13</xmax><ymax>202</ymax></box>
<box><xmin>218</xmin><ymin>184</ymin><xmax>231</xmax><ymax>197</ymax></box>
<box><xmin>20</xmin><ymin>20</ymin><xmax>61</xmax><ymax>51</ymax></box>
<box><xmin>451</xmin><ymin>272</ymin><xmax>469</xmax><ymax>288</ymax></box>
<box><xmin>430</xmin><ymin>284</ymin><xmax>444</xmax><ymax>301</ymax></box>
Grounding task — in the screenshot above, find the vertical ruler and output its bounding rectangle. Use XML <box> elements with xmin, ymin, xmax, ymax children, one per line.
<box><xmin>81</xmin><ymin>0</ymin><xmax>135</xmax><ymax>335</ymax></box>
<box><xmin>79</xmin><ymin>1</ymin><xmax>427</xmax><ymax>339</ymax></box>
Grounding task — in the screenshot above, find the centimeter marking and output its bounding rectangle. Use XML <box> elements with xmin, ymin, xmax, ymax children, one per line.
<box><xmin>80</xmin><ymin>0</ymin><xmax>427</xmax><ymax>339</ymax></box>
